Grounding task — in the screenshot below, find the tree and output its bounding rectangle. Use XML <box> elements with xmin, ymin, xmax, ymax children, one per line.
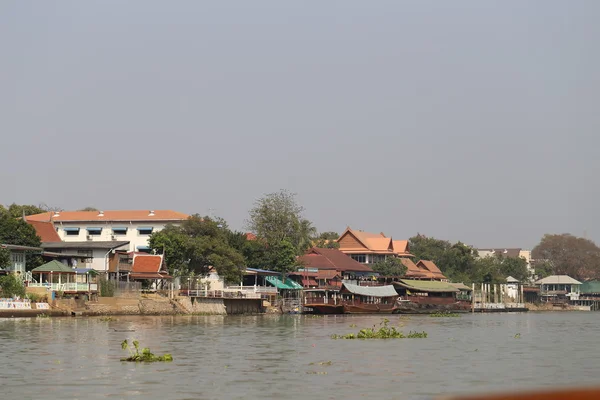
<box><xmin>5</xmin><ymin>203</ymin><xmax>45</xmax><ymax>218</ymax></box>
<box><xmin>246</xmin><ymin>189</ymin><xmax>315</xmax><ymax>254</ymax></box>
<box><xmin>0</xmin><ymin>248</ymin><xmax>10</xmax><ymax>269</ymax></box>
<box><xmin>372</xmin><ymin>257</ymin><xmax>408</xmax><ymax>277</ymax></box>
<box><xmin>0</xmin><ymin>211</ymin><xmax>43</xmax><ymax>271</ymax></box>
<box><xmin>78</xmin><ymin>207</ymin><xmax>99</xmax><ymax>211</ymax></box>
<box><xmin>409</xmin><ymin>234</ymin><xmax>479</xmax><ymax>283</ymax></box>
<box><xmin>149</xmin><ymin>215</ymin><xmax>245</xmax><ymax>283</ymax></box>
<box><xmin>532</xmin><ymin>234</ymin><xmax>600</xmax><ymax>281</ymax></box>
<box><xmin>0</xmin><ymin>274</ymin><xmax>26</xmax><ymax>298</ymax></box>
<box><xmin>313</xmin><ymin>231</ymin><xmax>340</xmax><ymax>249</ymax></box>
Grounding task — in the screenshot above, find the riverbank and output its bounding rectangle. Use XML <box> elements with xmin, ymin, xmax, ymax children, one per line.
<box><xmin>0</xmin><ymin>295</ymin><xmax>266</xmax><ymax>318</ymax></box>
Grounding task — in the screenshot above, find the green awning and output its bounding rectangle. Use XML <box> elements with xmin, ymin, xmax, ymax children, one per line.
<box><xmin>580</xmin><ymin>281</ymin><xmax>600</xmax><ymax>294</ymax></box>
<box><xmin>265</xmin><ymin>276</ymin><xmax>303</xmax><ymax>290</ymax></box>
<box><xmin>32</xmin><ymin>260</ymin><xmax>75</xmax><ymax>273</ymax></box>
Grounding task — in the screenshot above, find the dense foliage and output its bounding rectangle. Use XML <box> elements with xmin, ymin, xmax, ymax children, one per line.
<box><xmin>409</xmin><ymin>234</ymin><xmax>529</xmax><ymax>284</ymax></box>
<box><xmin>371</xmin><ymin>257</ymin><xmax>408</xmax><ymax>277</ymax></box>
<box><xmin>0</xmin><ymin>206</ymin><xmax>43</xmax><ymax>271</ymax></box>
<box><xmin>149</xmin><ymin>215</ymin><xmax>245</xmax><ymax>283</ymax></box>
<box><xmin>532</xmin><ymin>234</ymin><xmax>600</xmax><ymax>281</ymax></box>
<box><xmin>0</xmin><ymin>274</ymin><xmax>26</xmax><ymax>298</ymax></box>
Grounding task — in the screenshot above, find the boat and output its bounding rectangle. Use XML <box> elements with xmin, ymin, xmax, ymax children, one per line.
<box><xmin>338</xmin><ymin>282</ymin><xmax>399</xmax><ymax>314</ymax></box>
<box><xmin>392</xmin><ymin>279</ymin><xmax>472</xmax><ymax>314</ymax></box>
<box><xmin>302</xmin><ymin>289</ymin><xmax>343</xmax><ymax>314</ymax></box>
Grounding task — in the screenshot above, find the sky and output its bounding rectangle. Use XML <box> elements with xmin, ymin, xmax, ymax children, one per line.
<box><xmin>1</xmin><ymin>1</ymin><xmax>599</xmax><ymax>249</ymax></box>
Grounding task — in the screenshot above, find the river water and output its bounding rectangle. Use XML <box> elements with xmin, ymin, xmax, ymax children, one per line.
<box><xmin>1</xmin><ymin>312</ymin><xmax>599</xmax><ymax>400</ymax></box>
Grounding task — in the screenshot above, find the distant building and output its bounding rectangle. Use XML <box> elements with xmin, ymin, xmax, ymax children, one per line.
<box><xmin>26</xmin><ymin>210</ymin><xmax>188</xmax><ymax>253</ymax></box>
<box><xmin>476</xmin><ymin>248</ymin><xmax>534</xmax><ymax>280</ymax></box>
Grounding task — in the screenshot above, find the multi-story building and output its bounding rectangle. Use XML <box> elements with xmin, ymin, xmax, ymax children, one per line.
<box><xmin>26</xmin><ymin>210</ymin><xmax>188</xmax><ymax>253</ymax></box>
<box><xmin>25</xmin><ymin>210</ymin><xmax>188</xmax><ymax>272</ymax></box>
<box><xmin>336</xmin><ymin>227</ymin><xmax>412</xmax><ymax>264</ymax></box>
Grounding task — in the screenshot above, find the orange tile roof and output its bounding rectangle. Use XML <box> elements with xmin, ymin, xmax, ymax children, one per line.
<box><xmin>416</xmin><ymin>260</ymin><xmax>447</xmax><ymax>279</ymax></box>
<box><xmin>400</xmin><ymin>258</ymin><xmax>421</xmax><ymax>273</ymax></box>
<box><xmin>338</xmin><ymin>227</ymin><xmax>412</xmax><ymax>256</ymax></box>
<box><xmin>27</xmin><ymin>220</ymin><xmax>61</xmax><ymax>242</ymax></box>
<box><xmin>26</xmin><ymin>210</ymin><xmax>189</xmax><ymax>222</ymax></box>
<box><xmin>131</xmin><ymin>255</ymin><xmax>164</xmax><ymax>273</ymax></box>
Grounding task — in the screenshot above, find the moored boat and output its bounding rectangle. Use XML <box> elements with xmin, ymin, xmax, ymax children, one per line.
<box><xmin>392</xmin><ymin>279</ymin><xmax>472</xmax><ymax>314</ymax></box>
<box><xmin>339</xmin><ymin>282</ymin><xmax>399</xmax><ymax>314</ymax></box>
<box><xmin>303</xmin><ymin>289</ymin><xmax>343</xmax><ymax>314</ymax></box>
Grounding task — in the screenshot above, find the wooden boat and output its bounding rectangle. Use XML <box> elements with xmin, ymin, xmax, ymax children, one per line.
<box><xmin>392</xmin><ymin>279</ymin><xmax>472</xmax><ymax>314</ymax></box>
<box><xmin>439</xmin><ymin>386</ymin><xmax>600</xmax><ymax>400</ymax></box>
<box><xmin>339</xmin><ymin>282</ymin><xmax>399</xmax><ymax>314</ymax></box>
<box><xmin>303</xmin><ymin>289</ymin><xmax>343</xmax><ymax>314</ymax></box>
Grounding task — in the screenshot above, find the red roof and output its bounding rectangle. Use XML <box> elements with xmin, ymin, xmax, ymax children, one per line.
<box><xmin>131</xmin><ymin>255</ymin><xmax>164</xmax><ymax>273</ymax></box>
<box><xmin>245</xmin><ymin>232</ymin><xmax>257</xmax><ymax>240</ymax></box>
<box><xmin>27</xmin><ymin>220</ymin><xmax>61</xmax><ymax>242</ymax></box>
<box><xmin>26</xmin><ymin>210</ymin><xmax>188</xmax><ymax>222</ymax></box>
<box><xmin>299</xmin><ymin>248</ymin><xmax>373</xmax><ymax>272</ymax></box>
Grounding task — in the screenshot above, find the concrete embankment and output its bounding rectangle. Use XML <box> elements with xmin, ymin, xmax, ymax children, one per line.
<box><xmin>1</xmin><ymin>296</ymin><xmax>266</xmax><ymax>318</ymax></box>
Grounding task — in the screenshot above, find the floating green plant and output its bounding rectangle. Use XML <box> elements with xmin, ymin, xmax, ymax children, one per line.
<box><xmin>331</xmin><ymin>318</ymin><xmax>428</xmax><ymax>340</ymax></box>
<box><xmin>37</xmin><ymin>313</ymin><xmax>49</xmax><ymax>318</ymax></box>
<box><xmin>429</xmin><ymin>311</ymin><xmax>460</xmax><ymax>317</ymax></box>
<box><xmin>120</xmin><ymin>340</ymin><xmax>173</xmax><ymax>362</ymax></box>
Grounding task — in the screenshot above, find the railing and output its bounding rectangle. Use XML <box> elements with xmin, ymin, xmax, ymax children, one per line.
<box><xmin>180</xmin><ymin>289</ymin><xmax>262</xmax><ymax>299</ymax></box>
<box><xmin>226</xmin><ymin>285</ymin><xmax>278</xmax><ymax>293</ymax></box>
<box><xmin>304</xmin><ymin>297</ymin><xmax>338</xmax><ymax>305</ymax></box>
<box><xmin>28</xmin><ymin>282</ymin><xmax>94</xmax><ymax>292</ymax></box>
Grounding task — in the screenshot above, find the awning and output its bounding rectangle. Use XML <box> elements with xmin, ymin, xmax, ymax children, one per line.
<box><xmin>136</xmin><ymin>246</ymin><xmax>151</xmax><ymax>251</ymax></box>
<box><xmin>265</xmin><ymin>276</ymin><xmax>303</xmax><ymax>290</ymax></box>
<box><xmin>63</xmin><ymin>227</ymin><xmax>80</xmax><ymax>232</ymax></box>
<box><xmin>137</xmin><ymin>226</ymin><xmax>153</xmax><ymax>231</ymax></box>
<box><xmin>112</xmin><ymin>227</ymin><xmax>128</xmax><ymax>231</ymax></box>
<box><xmin>86</xmin><ymin>227</ymin><xmax>102</xmax><ymax>232</ymax></box>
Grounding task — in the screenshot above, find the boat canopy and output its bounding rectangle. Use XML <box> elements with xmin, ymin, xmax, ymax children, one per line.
<box><xmin>340</xmin><ymin>282</ymin><xmax>397</xmax><ymax>297</ymax></box>
<box><xmin>394</xmin><ymin>279</ymin><xmax>459</xmax><ymax>293</ymax></box>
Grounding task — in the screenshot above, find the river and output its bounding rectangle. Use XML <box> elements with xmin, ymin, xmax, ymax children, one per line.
<box><xmin>1</xmin><ymin>312</ymin><xmax>599</xmax><ymax>400</ymax></box>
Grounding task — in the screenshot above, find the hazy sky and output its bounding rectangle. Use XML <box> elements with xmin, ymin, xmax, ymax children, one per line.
<box><xmin>2</xmin><ymin>1</ymin><xmax>599</xmax><ymax>249</ymax></box>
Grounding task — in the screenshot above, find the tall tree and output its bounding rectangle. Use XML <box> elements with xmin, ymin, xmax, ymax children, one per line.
<box><xmin>5</xmin><ymin>203</ymin><xmax>45</xmax><ymax>218</ymax></box>
<box><xmin>149</xmin><ymin>215</ymin><xmax>245</xmax><ymax>283</ymax></box>
<box><xmin>532</xmin><ymin>234</ymin><xmax>600</xmax><ymax>281</ymax></box>
<box><xmin>78</xmin><ymin>207</ymin><xmax>99</xmax><ymax>211</ymax></box>
<box><xmin>246</xmin><ymin>189</ymin><xmax>315</xmax><ymax>254</ymax></box>
<box><xmin>409</xmin><ymin>234</ymin><xmax>478</xmax><ymax>282</ymax></box>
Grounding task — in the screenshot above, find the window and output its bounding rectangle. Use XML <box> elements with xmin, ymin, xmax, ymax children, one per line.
<box><xmin>64</xmin><ymin>227</ymin><xmax>80</xmax><ymax>236</ymax></box>
<box><xmin>137</xmin><ymin>227</ymin><xmax>154</xmax><ymax>235</ymax></box>
<box><xmin>370</xmin><ymin>255</ymin><xmax>386</xmax><ymax>264</ymax></box>
<box><xmin>87</xmin><ymin>227</ymin><xmax>102</xmax><ymax>236</ymax></box>
<box><xmin>112</xmin><ymin>227</ymin><xmax>128</xmax><ymax>235</ymax></box>
<box><xmin>350</xmin><ymin>254</ymin><xmax>366</xmax><ymax>263</ymax></box>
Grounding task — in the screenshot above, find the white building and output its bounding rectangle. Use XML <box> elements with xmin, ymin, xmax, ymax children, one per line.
<box><xmin>26</xmin><ymin>210</ymin><xmax>189</xmax><ymax>253</ymax></box>
<box><xmin>477</xmin><ymin>248</ymin><xmax>534</xmax><ymax>280</ymax></box>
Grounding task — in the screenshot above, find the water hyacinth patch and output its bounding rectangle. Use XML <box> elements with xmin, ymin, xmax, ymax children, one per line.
<box><xmin>331</xmin><ymin>318</ymin><xmax>428</xmax><ymax>340</ymax></box>
<box><xmin>120</xmin><ymin>340</ymin><xmax>173</xmax><ymax>362</ymax></box>
<box><xmin>429</xmin><ymin>311</ymin><xmax>460</xmax><ymax>317</ymax></box>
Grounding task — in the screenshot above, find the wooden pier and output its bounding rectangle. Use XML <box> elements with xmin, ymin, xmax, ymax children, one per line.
<box><xmin>471</xmin><ymin>283</ymin><xmax>528</xmax><ymax>313</ymax></box>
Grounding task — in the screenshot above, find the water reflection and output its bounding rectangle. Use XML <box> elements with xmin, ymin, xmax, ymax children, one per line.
<box><xmin>1</xmin><ymin>312</ymin><xmax>598</xmax><ymax>399</ymax></box>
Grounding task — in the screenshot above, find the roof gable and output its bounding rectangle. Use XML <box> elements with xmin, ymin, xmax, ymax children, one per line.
<box><xmin>337</xmin><ymin>228</ymin><xmax>369</xmax><ymax>251</ymax></box>
<box><xmin>416</xmin><ymin>260</ymin><xmax>443</xmax><ymax>275</ymax></box>
<box><xmin>32</xmin><ymin>260</ymin><xmax>74</xmax><ymax>273</ymax></box>
<box><xmin>131</xmin><ymin>254</ymin><xmax>164</xmax><ymax>273</ymax></box>
<box><xmin>27</xmin><ymin>220</ymin><xmax>61</xmax><ymax>242</ymax></box>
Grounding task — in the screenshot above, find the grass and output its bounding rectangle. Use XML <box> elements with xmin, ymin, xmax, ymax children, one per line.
<box><xmin>331</xmin><ymin>318</ymin><xmax>428</xmax><ymax>340</ymax></box>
